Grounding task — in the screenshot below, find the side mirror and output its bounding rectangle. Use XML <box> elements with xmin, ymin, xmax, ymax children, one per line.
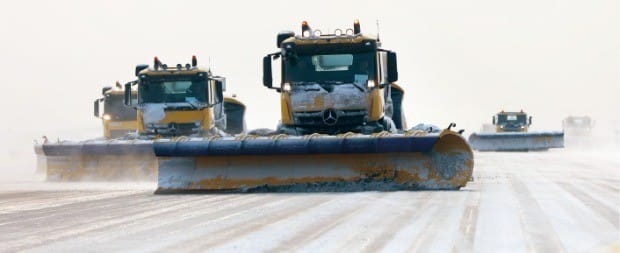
<box><xmin>101</xmin><ymin>86</ymin><xmax>112</xmax><ymax>95</ymax></box>
<box><xmin>135</xmin><ymin>64</ymin><xmax>149</xmax><ymax>76</ymax></box>
<box><xmin>277</xmin><ymin>31</ymin><xmax>295</xmax><ymax>48</ymax></box>
<box><xmin>124</xmin><ymin>83</ymin><xmax>132</xmax><ymax>106</ymax></box>
<box><xmin>528</xmin><ymin>116</ymin><xmax>532</xmax><ymax>126</ymax></box>
<box><xmin>387</xmin><ymin>51</ymin><xmax>398</xmax><ymax>83</ymax></box>
<box><xmin>492</xmin><ymin>116</ymin><xmax>496</xmax><ymax>125</ymax></box>
<box><xmin>215</xmin><ymin>80</ymin><xmax>224</xmax><ymax>105</ymax></box>
<box><xmin>263</xmin><ymin>55</ymin><xmax>273</xmax><ymax>88</ymax></box>
<box><xmin>94</xmin><ymin>99</ymin><xmax>101</xmax><ymax>118</ymax></box>
<box><xmin>207</xmin><ymin>79</ymin><xmax>224</xmax><ymax>106</ymax></box>
<box><xmin>220</xmin><ymin>78</ymin><xmax>226</xmax><ymax>92</ymax></box>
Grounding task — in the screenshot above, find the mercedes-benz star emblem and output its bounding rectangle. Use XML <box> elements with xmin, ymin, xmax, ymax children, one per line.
<box><xmin>322</xmin><ymin>109</ymin><xmax>339</xmax><ymax>126</ymax></box>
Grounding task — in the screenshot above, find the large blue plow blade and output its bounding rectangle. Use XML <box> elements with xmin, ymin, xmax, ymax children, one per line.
<box><xmin>153</xmin><ymin>135</ymin><xmax>440</xmax><ymax>156</ymax></box>
<box><xmin>152</xmin><ymin>132</ymin><xmax>475</xmax><ymax>193</ymax></box>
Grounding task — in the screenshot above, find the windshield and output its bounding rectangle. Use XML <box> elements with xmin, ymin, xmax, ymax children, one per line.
<box><xmin>497</xmin><ymin>114</ymin><xmax>527</xmax><ymax>125</ymax></box>
<box><xmin>283</xmin><ymin>52</ymin><xmax>376</xmax><ymax>85</ymax></box>
<box><xmin>104</xmin><ymin>94</ymin><xmax>136</xmax><ymax>121</ymax></box>
<box><xmin>139</xmin><ymin>75</ymin><xmax>207</xmax><ymax>104</ymax></box>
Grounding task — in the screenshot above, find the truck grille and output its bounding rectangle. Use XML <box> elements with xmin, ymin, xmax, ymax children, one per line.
<box><xmin>293</xmin><ymin>109</ymin><xmax>367</xmax><ymax>127</ymax></box>
<box><xmin>145</xmin><ymin>122</ymin><xmax>200</xmax><ymax>136</ymax></box>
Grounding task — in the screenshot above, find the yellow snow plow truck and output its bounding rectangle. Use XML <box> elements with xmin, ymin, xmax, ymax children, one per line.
<box><xmin>35</xmin><ymin>83</ymin><xmax>137</xmax><ymax>174</ymax></box>
<box><xmin>469</xmin><ymin>110</ymin><xmax>564</xmax><ymax>151</ymax></box>
<box><xmin>94</xmin><ymin>82</ymin><xmax>138</xmax><ymax>139</ymax></box>
<box><xmin>125</xmin><ymin>56</ymin><xmax>246</xmax><ymax>138</ymax></box>
<box><xmin>154</xmin><ymin>21</ymin><xmax>474</xmax><ymax>193</ymax></box>
<box><xmin>36</xmin><ymin>56</ymin><xmax>246</xmax><ymax>181</ymax></box>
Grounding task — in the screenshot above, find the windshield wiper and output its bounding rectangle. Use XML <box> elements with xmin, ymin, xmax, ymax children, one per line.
<box><xmin>292</xmin><ymin>81</ymin><xmax>365</xmax><ymax>92</ymax></box>
<box><xmin>291</xmin><ymin>81</ymin><xmax>317</xmax><ymax>86</ymax></box>
<box><xmin>323</xmin><ymin>80</ymin><xmax>365</xmax><ymax>92</ymax></box>
<box><xmin>186</xmin><ymin>102</ymin><xmax>198</xmax><ymax>109</ymax></box>
<box><xmin>350</xmin><ymin>82</ymin><xmax>365</xmax><ymax>92</ymax></box>
<box><xmin>163</xmin><ymin>101</ymin><xmax>198</xmax><ymax>110</ymax></box>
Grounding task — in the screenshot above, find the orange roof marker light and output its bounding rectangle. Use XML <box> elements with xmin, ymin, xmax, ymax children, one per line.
<box><xmin>301</xmin><ymin>21</ymin><xmax>311</xmax><ymax>37</ymax></box>
<box><xmin>154</xmin><ymin>57</ymin><xmax>162</xmax><ymax>70</ymax></box>
<box><xmin>353</xmin><ymin>19</ymin><xmax>361</xmax><ymax>34</ymax></box>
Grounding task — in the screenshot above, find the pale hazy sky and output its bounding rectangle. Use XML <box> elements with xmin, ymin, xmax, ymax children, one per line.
<box><xmin>0</xmin><ymin>0</ymin><xmax>618</xmax><ymax>172</ymax></box>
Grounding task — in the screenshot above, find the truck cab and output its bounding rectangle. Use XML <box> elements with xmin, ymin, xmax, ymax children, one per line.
<box><xmin>492</xmin><ymin>110</ymin><xmax>532</xmax><ymax>132</ymax></box>
<box><xmin>125</xmin><ymin>56</ymin><xmax>245</xmax><ymax>137</ymax></box>
<box><xmin>263</xmin><ymin>20</ymin><xmax>404</xmax><ymax>135</ymax></box>
<box><xmin>94</xmin><ymin>83</ymin><xmax>138</xmax><ymax>138</ymax></box>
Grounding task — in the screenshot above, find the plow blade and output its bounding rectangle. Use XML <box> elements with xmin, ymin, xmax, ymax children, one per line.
<box><xmin>38</xmin><ymin>140</ymin><xmax>156</xmax><ymax>181</ymax></box>
<box><xmin>468</xmin><ymin>131</ymin><xmax>564</xmax><ymax>151</ymax></box>
<box><xmin>154</xmin><ymin>131</ymin><xmax>474</xmax><ymax>193</ymax></box>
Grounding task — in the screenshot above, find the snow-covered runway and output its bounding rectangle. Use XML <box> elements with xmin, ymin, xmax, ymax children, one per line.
<box><xmin>0</xmin><ymin>150</ymin><xmax>618</xmax><ymax>252</ymax></box>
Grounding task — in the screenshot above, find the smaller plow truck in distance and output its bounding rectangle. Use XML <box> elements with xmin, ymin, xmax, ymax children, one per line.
<box><xmin>563</xmin><ymin>116</ymin><xmax>594</xmax><ymax>136</ymax></box>
<box><xmin>469</xmin><ymin>110</ymin><xmax>564</xmax><ymax>151</ymax></box>
<box><xmin>154</xmin><ymin>20</ymin><xmax>474</xmax><ymax>193</ymax></box>
<box><xmin>35</xmin><ymin>56</ymin><xmax>245</xmax><ymax>181</ymax></box>
<box><xmin>35</xmin><ymin>82</ymin><xmax>137</xmax><ymax>173</ymax></box>
<box><xmin>94</xmin><ymin>82</ymin><xmax>138</xmax><ymax>139</ymax></box>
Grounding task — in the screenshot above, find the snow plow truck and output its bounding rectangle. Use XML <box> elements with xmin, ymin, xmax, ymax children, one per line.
<box><xmin>469</xmin><ymin>110</ymin><xmax>564</xmax><ymax>151</ymax></box>
<box><xmin>154</xmin><ymin>20</ymin><xmax>474</xmax><ymax>193</ymax></box>
<box><xmin>94</xmin><ymin>82</ymin><xmax>139</xmax><ymax>139</ymax></box>
<box><xmin>35</xmin><ymin>83</ymin><xmax>137</xmax><ymax>174</ymax></box>
<box><xmin>563</xmin><ymin>116</ymin><xmax>594</xmax><ymax>136</ymax></box>
<box><xmin>35</xmin><ymin>56</ymin><xmax>246</xmax><ymax>181</ymax></box>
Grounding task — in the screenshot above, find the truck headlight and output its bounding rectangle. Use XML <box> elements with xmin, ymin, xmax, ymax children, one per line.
<box><xmin>367</xmin><ymin>80</ymin><xmax>376</xmax><ymax>89</ymax></box>
<box><xmin>283</xmin><ymin>82</ymin><xmax>291</xmax><ymax>92</ymax></box>
<box><xmin>103</xmin><ymin>114</ymin><xmax>111</xmax><ymax>120</ymax></box>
